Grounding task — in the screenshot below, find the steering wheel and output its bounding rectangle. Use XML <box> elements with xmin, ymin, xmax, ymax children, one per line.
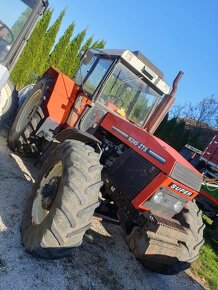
<box><xmin>0</xmin><ymin>20</ymin><xmax>14</xmax><ymax>45</ymax></box>
<box><xmin>104</xmin><ymin>94</ymin><xmax>125</xmax><ymax>107</ymax></box>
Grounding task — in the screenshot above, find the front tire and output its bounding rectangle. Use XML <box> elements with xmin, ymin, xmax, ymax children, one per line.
<box><xmin>21</xmin><ymin>139</ymin><xmax>103</xmax><ymax>258</ymax></box>
<box><xmin>125</xmin><ymin>201</ymin><xmax>205</xmax><ymax>274</ymax></box>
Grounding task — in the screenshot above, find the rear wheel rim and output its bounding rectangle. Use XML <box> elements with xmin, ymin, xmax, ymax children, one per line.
<box><xmin>32</xmin><ymin>161</ymin><xmax>63</xmax><ymax>226</ymax></box>
<box><xmin>15</xmin><ymin>89</ymin><xmax>41</xmax><ymax>133</ymax></box>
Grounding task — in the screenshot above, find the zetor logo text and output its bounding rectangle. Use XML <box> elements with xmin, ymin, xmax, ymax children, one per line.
<box><xmin>169</xmin><ymin>182</ymin><xmax>193</xmax><ymax>197</ymax></box>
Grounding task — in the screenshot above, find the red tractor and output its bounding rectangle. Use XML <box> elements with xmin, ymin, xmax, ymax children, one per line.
<box><xmin>8</xmin><ymin>49</ymin><xmax>204</xmax><ymax>274</ymax></box>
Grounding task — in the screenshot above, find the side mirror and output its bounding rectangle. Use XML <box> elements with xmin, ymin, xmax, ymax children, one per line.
<box><xmin>81</xmin><ymin>50</ymin><xmax>94</xmax><ymax>65</ymax></box>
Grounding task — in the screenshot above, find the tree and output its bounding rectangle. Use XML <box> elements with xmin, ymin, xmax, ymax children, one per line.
<box><xmin>92</xmin><ymin>40</ymin><xmax>106</xmax><ymax>49</ymax></box>
<box><xmin>49</xmin><ymin>22</ymin><xmax>75</xmax><ymax>69</ymax></box>
<box><xmin>157</xmin><ymin>95</ymin><xmax>218</xmax><ymax>151</ymax></box>
<box><xmin>11</xmin><ymin>8</ymin><xmax>32</xmax><ymax>38</ymax></box>
<box><xmin>185</xmin><ymin>96</ymin><xmax>218</xmax><ymax>128</ymax></box>
<box><xmin>11</xmin><ymin>7</ymin><xmax>106</xmax><ymax>87</ymax></box>
<box><xmin>170</xmin><ymin>103</ymin><xmax>187</xmax><ymax>118</ymax></box>
<box><xmin>81</xmin><ymin>35</ymin><xmax>94</xmax><ymax>51</ymax></box>
<box><xmin>67</xmin><ymin>37</ymin><xmax>106</xmax><ymax>78</ymax></box>
<box><xmin>170</xmin><ymin>96</ymin><xmax>218</xmax><ymax>128</ymax></box>
<box><xmin>59</xmin><ymin>29</ymin><xmax>87</xmax><ymax>76</ymax></box>
<box><xmin>65</xmin><ymin>35</ymin><xmax>94</xmax><ymax>77</ymax></box>
<box><xmin>49</xmin><ymin>30</ymin><xmax>105</xmax><ymax>77</ymax></box>
<box><xmin>155</xmin><ymin>113</ymin><xmax>194</xmax><ymax>151</ymax></box>
<box><xmin>11</xmin><ymin>9</ymin><xmax>53</xmax><ymax>88</ymax></box>
<box><xmin>35</xmin><ymin>10</ymin><xmax>65</xmax><ymax>76</ymax></box>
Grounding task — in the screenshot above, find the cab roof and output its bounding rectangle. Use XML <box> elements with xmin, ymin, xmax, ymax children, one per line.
<box><xmin>90</xmin><ymin>49</ymin><xmax>164</xmax><ymax>78</ymax></box>
<box><xmin>90</xmin><ymin>49</ymin><xmax>170</xmax><ymax>94</ymax></box>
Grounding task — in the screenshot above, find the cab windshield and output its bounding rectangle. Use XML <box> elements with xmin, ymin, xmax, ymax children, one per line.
<box><xmin>0</xmin><ymin>0</ymin><xmax>37</xmax><ymax>61</ymax></box>
<box><xmin>98</xmin><ymin>62</ymin><xmax>161</xmax><ymax>126</ymax></box>
<box><xmin>74</xmin><ymin>55</ymin><xmax>162</xmax><ymax>128</ymax></box>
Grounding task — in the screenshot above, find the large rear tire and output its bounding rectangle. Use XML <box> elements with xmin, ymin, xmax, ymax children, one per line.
<box><xmin>21</xmin><ymin>139</ymin><xmax>103</xmax><ymax>258</ymax></box>
<box><xmin>125</xmin><ymin>201</ymin><xmax>205</xmax><ymax>275</ymax></box>
<box><xmin>8</xmin><ymin>76</ymin><xmax>54</xmax><ymax>154</ymax></box>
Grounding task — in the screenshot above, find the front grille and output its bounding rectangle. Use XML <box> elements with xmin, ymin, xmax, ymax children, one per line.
<box><xmin>105</xmin><ymin>149</ymin><xmax>160</xmax><ymax>200</ymax></box>
<box><xmin>171</xmin><ymin>162</ymin><xmax>202</xmax><ymax>192</ymax></box>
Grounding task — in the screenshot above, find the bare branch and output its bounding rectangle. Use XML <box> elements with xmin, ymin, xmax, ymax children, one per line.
<box><xmin>171</xmin><ymin>95</ymin><xmax>218</xmax><ymax>128</ymax></box>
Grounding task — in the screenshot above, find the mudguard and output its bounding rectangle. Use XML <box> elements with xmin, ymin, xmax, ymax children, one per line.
<box><xmin>35</xmin><ymin>127</ymin><xmax>101</xmax><ymax>167</ymax></box>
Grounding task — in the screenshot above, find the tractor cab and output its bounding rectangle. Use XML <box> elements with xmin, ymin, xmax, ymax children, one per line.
<box><xmin>73</xmin><ymin>49</ymin><xmax>171</xmax><ymax>132</ymax></box>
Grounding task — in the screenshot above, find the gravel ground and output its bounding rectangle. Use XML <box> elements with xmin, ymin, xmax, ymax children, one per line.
<box><xmin>0</xmin><ymin>129</ymin><xmax>205</xmax><ymax>290</ymax></box>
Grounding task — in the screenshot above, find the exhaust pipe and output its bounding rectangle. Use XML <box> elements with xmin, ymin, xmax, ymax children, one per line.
<box><xmin>145</xmin><ymin>71</ymin><xmax>184</xmax><ymax>134</ymax></box>
<box><xmin>170</xmin><ymin>71</ymin><xmax>184</xmax><ymax>97</ymax></box>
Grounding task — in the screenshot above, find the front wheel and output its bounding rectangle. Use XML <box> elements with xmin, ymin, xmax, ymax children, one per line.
<box><xmin>125</xmin><ymin>201</ymin><xmax>205</xmax><ymax>275</ymax></box>
<box><xmin>21</xmin><ymin>139</ymin><xmax>103</xmax><ymax>258</ymax></box>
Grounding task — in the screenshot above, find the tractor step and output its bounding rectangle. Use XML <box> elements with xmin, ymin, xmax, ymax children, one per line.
<box><xmin>94</xmin><ymin>202</ymin><xmax>120</xmax><ymax>224</ymax></box>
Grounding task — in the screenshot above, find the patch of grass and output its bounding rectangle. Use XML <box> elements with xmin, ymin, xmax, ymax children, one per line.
<box><xmin>191</xmin><ymin>220</ymin><xmax>218</xmax><ymax>290</ymax></box>
<box><xmin>201</xmin><ymin>184</ymin><xmax>218</xmax><ymax>200</ymax></box>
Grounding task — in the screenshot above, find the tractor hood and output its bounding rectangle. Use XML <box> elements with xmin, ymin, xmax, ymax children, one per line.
<box><xmin>100</xmin><ymin>113</ymin><xmax>202</xmax><ymax>192</ymax></box>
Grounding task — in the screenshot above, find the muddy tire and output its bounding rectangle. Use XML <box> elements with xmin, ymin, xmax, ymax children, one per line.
<box><xmin>0</xmin><ymin>79</ymin><xmax>18</xmax><ymax>127</ymax></box>
<box><xmin>8</xmin><ymin>76</ymin><xmax>54</xmax><ymax>154</ymax></box>
<box><xmin>125</xmin><ymin>201</ymin><xmax>205</xmax><ymax>275</ymax></box>
<box><xmin>22</xmin><ymin>139</ymin><xmax>103</xmax><ymax>258</ymax></box>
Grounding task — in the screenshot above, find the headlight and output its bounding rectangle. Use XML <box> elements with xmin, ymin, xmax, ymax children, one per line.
<box><xmin>143</xmin><ymin>187</ymin><xmax>187</xmax><ymax>218</ymax></box>
<box><xmin>174</xmin><ymin>201</ymin><xmax>183</xmax><ymax>213</ymax></box>
<box><xmin>153</xmin><ymin>192</ymin><xmax>164</xmax><ymax>203</ymax></box>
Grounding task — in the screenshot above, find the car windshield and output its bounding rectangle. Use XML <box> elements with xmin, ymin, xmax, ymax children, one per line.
<box><xmin>0</xmin><ymin>0</ymin><xmax>37</xmax><ymax>61</ymax></box>
<box><xmin>98</xmin><ymin>62</ymin><xmax>161</xmax><ymax>127</ymax></box>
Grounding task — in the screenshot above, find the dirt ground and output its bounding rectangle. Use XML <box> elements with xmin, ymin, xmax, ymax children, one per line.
<box><xmin>0</xmin><ymin>128</ymin><xmax>205</xmax><ymax>290</ymax></box>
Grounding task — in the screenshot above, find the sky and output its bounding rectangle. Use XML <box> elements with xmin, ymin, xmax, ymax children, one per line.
<box><xmin>48</xmin><ymin>0</ymin><xmax>218</xmax><ymax>107</ymax></box>
<box><xmin>15</xmin><ymin>0</ymin><xmax>218</xmax><ymax>107</ymax></box>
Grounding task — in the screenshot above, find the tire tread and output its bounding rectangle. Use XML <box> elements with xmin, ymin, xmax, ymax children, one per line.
<box><xmin>21</xmin><ymin>139</ymin><xmax>102</xmax><ymax>258</ymax></box>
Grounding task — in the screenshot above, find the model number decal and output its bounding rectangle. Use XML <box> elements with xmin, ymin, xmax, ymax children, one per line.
<box><xmin>128</xmin><ymin>136</ymin><xmax>148</xmax><ymax>152</ymax></box>
<box><xmin>169</xmin><ymin>182</ymin><xmax>193</xmax><ymax>197</ymax></box>
<box><xmin>112</xmin><ymin>126</ymin><xmax>166</xmax><ymax>164</ymax></box>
